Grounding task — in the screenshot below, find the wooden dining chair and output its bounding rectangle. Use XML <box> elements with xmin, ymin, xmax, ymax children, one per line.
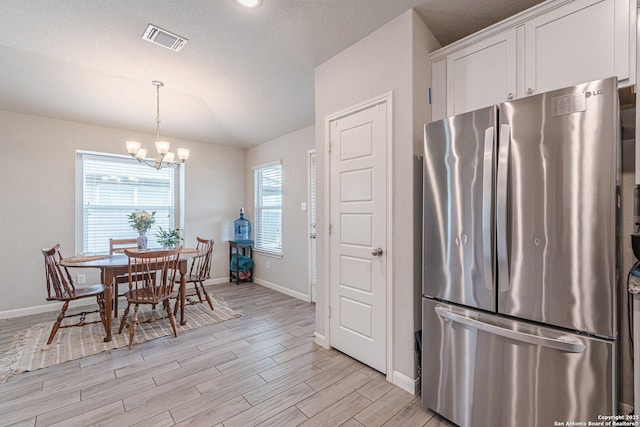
<box><xmin>109</xmin><ymin>238</ymin><xmax>138</xmax><ymax>317</ymax></box>
<box><xmin>118</xmin><ymin>247</ymin><xmax>181</xmax><ymax>349</ymax></box>
<box><xmin>174</xmin><ymin>238</ymin><xmax>215</xmax><ymax>312</ymax></box>
<box><xmin>41</xmin><ymin>244</ymin><xmax>108</xmax><ymax>345</ymax></box>
<box><xmin>109</xmin><ymin>238</ymin><xmax>138</xmax><ymax>255</ymax></box>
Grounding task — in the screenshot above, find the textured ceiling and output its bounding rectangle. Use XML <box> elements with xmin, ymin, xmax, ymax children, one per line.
<box><xmin>0</xmin><ymin>0</ymin><xmax>544</xmax><ymax>148</ymax></box>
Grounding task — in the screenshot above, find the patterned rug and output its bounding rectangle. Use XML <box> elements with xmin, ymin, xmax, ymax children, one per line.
<box><xmin>0</xmin><ymin>296</ymin><xmax>241</xmax><ymax>383</ymax></box>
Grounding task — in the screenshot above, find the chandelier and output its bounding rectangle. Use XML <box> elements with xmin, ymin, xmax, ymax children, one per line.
<box><xmin>125</xmin><ymin>80</ymin><xmax>190</xmax><ymax>170</ymax></box>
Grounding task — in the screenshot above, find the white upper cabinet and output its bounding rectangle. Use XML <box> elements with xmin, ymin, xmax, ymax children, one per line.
<box><xmin>431</xmin><ymin>59</ymin><xmax>447</xmax><ymax>121</ymax></box>
<box><xmin>445</xmin><ymin>30</ymin><xmax>517</xmax><ymax>116</ymax></box>
<box><xmin>429</xmin><ymin>0</ymin><xmax>636</xmax><ymax>118</ymax></box>
<box><xmin>523</xmin><ymin>0</ymin><xmax>634</xmax><ymax>96</ymax></box>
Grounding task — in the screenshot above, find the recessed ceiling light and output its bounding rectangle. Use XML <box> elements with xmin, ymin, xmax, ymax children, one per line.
<box><xmin>235</xmin><ymin>0</ymin><xmax>262</xmax><ymax>8</ymax></box>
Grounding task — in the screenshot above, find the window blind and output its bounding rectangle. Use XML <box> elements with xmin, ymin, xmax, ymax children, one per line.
<box><xmin>78</xmin><ymin>153</ymin><xmax>176</xmax><ymax>254</ymax></box>
<box><xmin>254</xmin><ymin>162</ymin><xmax>282</xmax><ymax>254</ymax></box>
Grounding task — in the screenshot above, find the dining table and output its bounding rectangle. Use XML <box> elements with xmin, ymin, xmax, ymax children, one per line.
<box><xmin>61</xmin><ymin>247</ymin><xmax>201</xmax><ymax>342</ymax></box>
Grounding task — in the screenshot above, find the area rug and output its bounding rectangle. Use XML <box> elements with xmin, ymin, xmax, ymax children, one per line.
<box><xmin>0</xmin><ymin>297</ymin><xmax>241</xmax><ymax>383</ymax></box>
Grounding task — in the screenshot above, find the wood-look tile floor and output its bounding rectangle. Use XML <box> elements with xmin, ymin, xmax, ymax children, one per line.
<box><xmin>0</xmin><ymin>282</ymin><xmax>454</xmax><ymax>427</ymax></box>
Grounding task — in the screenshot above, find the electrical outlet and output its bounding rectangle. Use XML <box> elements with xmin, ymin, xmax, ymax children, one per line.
<box><xmin>266</xmin><ymin>261</ymin><xmax>270</xmax><ymax>270</ymax></box>
<box><xmin>76</xmin><ymin>274</ymin><xmax>86</xmax><ymax>285</ymax></box>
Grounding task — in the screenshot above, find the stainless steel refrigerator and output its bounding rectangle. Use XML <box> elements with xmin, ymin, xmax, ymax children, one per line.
<box><xmin>421</xmin><ymin>77</ymin><xmax>619</xmax><ymax>426</ymax></box>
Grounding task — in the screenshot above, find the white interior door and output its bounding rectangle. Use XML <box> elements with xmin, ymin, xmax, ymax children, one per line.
<box><xmin>329</xmin><ymin>100</ymin><xmax>388</xmax><ymax>373</ymax></box>
<box><xmin>308</xmin><ymin>150</ymin><xmax>317</xmax><ymax>303</ymax></box>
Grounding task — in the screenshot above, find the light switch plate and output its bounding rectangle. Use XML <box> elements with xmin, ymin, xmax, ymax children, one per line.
<box><xmin>300</xmin><ymin>202</ymin><xmax>307</xmax><ymax>211</ymax></box>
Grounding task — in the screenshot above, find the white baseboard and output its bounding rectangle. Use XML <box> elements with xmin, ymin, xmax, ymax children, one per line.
<box><xmin>392</xmin><ymin>370</ymin><xmax>419</xmax><ymax>396</ymax></box>
<box><xmin>253</xmin><ymin>278</ymin><xmax>310</xmax><ymax>302</ymax></box>
<box><xmin>0</xmin><ymin>277</ymin><xmax>231</xmax><ymax>320</ymax></box>
<box><xmin>205</xmin><ymin>277</ymin><xmax>233</xmax><ymax>286</ymax></box>
<box><xmin>0</xmin><ymin>301</ymin><xmax>89</xmax><ymax>319</ymax></box>
<box><xmin>314</xmin><ymin>332</ymin><xmax>328</xmax><ymax>349</ymax></box>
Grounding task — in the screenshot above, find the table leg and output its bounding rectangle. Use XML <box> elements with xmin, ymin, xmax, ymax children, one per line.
<box><xmin>102</xmin><ymin>268</ymin><xmax>113</xmax><ymax>342</ymax></box>
<box><xmin>180</xmin><ymin>260</ymin><xmax>187</xmax><ymax>325</ymax></box>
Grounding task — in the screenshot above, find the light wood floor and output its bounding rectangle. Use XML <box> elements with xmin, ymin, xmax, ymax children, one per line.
<box><xmin>0</xmin><ymin>282</ymin><xmax>454</xmax><ymax>427</ymax></box>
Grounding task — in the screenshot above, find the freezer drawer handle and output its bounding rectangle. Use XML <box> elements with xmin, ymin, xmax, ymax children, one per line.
<box><xmin>434</xmin><ymin>306</ymin><xmax>586</xmax><ymax>353</ymax></box>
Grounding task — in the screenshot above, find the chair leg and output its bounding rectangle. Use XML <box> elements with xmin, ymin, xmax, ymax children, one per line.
<box><xmin>118</xmin><ymin>302</ymin><xmax>131</xmax><ymax>334</ymax></box>
<box><xmin>96</xmin><ymin>294</ymin><xmax>108</xmax><ymax>336</ymax></box>
<box><xmin>164</xmin><ymin>300</ymin><xmax>178</xmax><ymax>337</ymax></box>
<box><xmin>47</xmin><ymin>301</ymin><xmax>69</xmax><ymax>345</ymax></box>
<box><xmin>128</xmin><ymin>305</ymin><xmax>139</xmax><ymax>349</ymax></box>
<box><xmin>194</xmin><ymin>285</ymin><xmax>204</xmax><ymax>303</ymax></box>
<box><xmin>173</xmin><ymin>297</ymin><xmax>180</xmax><ymax>319</ymax></box>
<box><xmin>114</xmin><ymin>281</ymin><xmax>119</xmax><ymax>318</ymax></box>
<box><xmin>199</xmin><ymin>282</ymin><xmax>214</xmax><ymax>310</ymax></box>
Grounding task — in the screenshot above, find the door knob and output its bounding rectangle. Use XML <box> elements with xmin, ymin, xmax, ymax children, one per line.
<box><xmin>371</xmin><ymin>247</ymin><xmax>384</xmax><ymax>256</ymax></box>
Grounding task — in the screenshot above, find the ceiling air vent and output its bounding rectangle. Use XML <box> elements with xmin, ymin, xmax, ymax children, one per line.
<box><xmin>142</xmin><ymin>24</ymin><xmax>188</xmax><ymax>52</ymax></box>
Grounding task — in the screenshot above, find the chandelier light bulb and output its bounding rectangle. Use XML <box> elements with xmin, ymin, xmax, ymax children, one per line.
<box><xmin>163</xmin><ymin>152</ymin><xmax>175</xmax><ymax>164</ymax></box>
<box><xmin>177</xmin><ymin>148</ymin><xmax>190</xmax><ymax>161</ymax></box>
<box><xmin>135</xmin><ymin>148</ymin><xmax>147</xmax><ymax>160</ymax></box>
<box><xmin>126</xmin><ymin>140</ymin><xmax>141</xmax><ymax>155</ymax></box>
<box><xmin>155</xmin><ymin>140</ymin><xmax>170</xmax><ymax>154</ymax></box>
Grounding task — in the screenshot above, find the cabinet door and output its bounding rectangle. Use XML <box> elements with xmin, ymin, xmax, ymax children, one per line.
<box><xmin>524</xmin><ymin>0</ymin><xmax>633</xmax><ymax>96</ymax></box>
<box><xmin>446</xmin><ymin>30</ymin><xmax>516</xmax><ymax>116</ymax></box>
<box><xmin>431</xmin><ymin>59</ymin><xmax>447</xmax><ymax>121</ymax></box>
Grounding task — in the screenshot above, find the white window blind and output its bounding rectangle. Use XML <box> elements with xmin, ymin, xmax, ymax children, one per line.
<box><xmin>77</xmin><ymin>152</ymin><xmax>177</xmax><ymax>254</ymax></box>
<box><xmin>254</xmin><ymin>162</ymin><xmax>282</xmax><ymax>254</ymax></box>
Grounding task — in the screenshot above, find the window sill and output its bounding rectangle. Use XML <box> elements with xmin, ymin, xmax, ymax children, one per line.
<box><xmin>254</xmin><ymin>249</ymin><xmax>283</xmax><ymax>259</ymax></box>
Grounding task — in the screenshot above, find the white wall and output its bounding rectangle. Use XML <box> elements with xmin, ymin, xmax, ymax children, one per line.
<box><xmin>314</xmin><ymin>9</ymin><xmax>440</xmax><ymax>390</ymax></box>
<box><xmin>245</xmin><ymin>125</ymin><xmax>315</xmax><ymax>300</ymax></box>
<box><xmin>0</xmin><ymin>110</ymin><xmax>245</xmax><ymax>316</ymax></box>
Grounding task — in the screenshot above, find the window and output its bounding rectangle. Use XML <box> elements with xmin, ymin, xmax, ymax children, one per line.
<box><xmin>254</xmin><ymin>161</ymin><xmax>282</xmax><ymax>255</ymax></box>
<box><xmin>76</xmin><ymin>152</ymin><xmax>181</xmax><ymax>254</ymax></box>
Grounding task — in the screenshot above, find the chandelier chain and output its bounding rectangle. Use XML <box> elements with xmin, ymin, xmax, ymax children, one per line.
<box><xmin>155</xmin><ymin>81</ymin><xmax>162</xmax><ymax>142</ymax></box>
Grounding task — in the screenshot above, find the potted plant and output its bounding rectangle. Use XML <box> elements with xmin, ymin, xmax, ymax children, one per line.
<box><xmin>156</xmin><ymin>227</ymin><xmax>183</xmax><ymax>249</ymax></box>
<box><xmin>128</xmin><ymin>210</ymin><xmax>156</xmax><ymax>249</ymax></box>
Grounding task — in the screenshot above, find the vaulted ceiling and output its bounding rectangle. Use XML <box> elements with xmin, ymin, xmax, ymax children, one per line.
<box><xmin>0</xmin><ymin>0</ymin><xmax>543</xmax><ymax>148</ymax></box>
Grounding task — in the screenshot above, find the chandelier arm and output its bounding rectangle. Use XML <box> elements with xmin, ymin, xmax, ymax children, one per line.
<box><xmin>135</xmin><ymin>157</ymin><xmax>157</xmax><ymax>169</ymax></box>
<box><xmin>133</xmin><ymin>155</ymin><xmax>182</xmax><ymax>170</ymax></box>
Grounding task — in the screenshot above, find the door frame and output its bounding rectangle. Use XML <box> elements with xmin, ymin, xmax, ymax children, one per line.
<box><xmin>307</xmin><ymin>148</ymin><xmax>317</xmax><ymax>303</ymax></box>
<box><xmin>322</xmin><ymin>91</ymin><xmax>394</xmax><ymax>379</ymax></box>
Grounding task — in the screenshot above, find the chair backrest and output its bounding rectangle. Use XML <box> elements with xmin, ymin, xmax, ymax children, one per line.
<box><xmin>109</xmin><ymin>238</ymin><xmax>138</xmax><ymax>256</ymax></box>
<box><xmin>42</xmin><ymin>244</ymin><xmax>75</xmax><ymax>300</ymax></box>
<box><xmin>189</xmin><ymin>237</ymin><xmax>214</xmax><ymax>280</ymax></box>
<box><xmin>124</xmin><ymin>247</ymin><xmax>182</xmax><ymax>300</ymax></box>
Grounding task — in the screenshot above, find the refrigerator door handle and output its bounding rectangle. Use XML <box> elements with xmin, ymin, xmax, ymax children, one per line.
<box><xmin>496</xmin><ymin>124</ymin><xmax>510</xmax><ymax>292</ymax></box>
<box><xmin>434</xmin><ymin>306</ymin><xmax>586</xmax><ymax>353</ymax></box>
<box><xmin>482</xmin><ymin>127</ymin><xmax>494</xmax><ymax>290</ymax></box>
